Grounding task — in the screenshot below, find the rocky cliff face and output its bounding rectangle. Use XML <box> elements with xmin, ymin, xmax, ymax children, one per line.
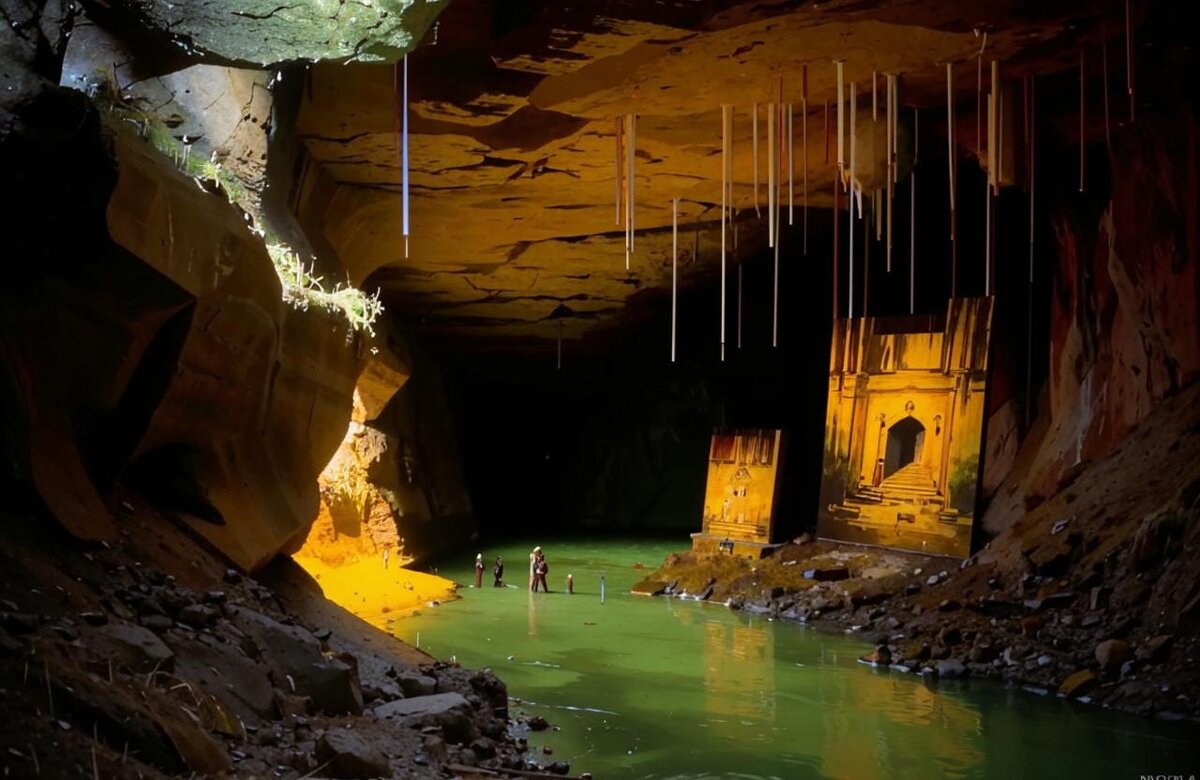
<box><xmin>0</xmin><ymin>1</ymin><xmax>475</xmax><ymax>574</ymax></box>
<box><xmin>983</xmin><ymin>110</ymin><xmax>1200</xmax><ymax>535</ymax></box>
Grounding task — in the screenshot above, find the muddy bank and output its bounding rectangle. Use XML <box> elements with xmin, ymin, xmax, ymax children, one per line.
<box><xmin>637</xmin><ymin>382</ymin><xmax>1200</xmax><ymax>725</ymax></box>
<box><xmin>0</xmin><ymin>490</ymin><xmax>583</xmax><ymax>779</ymax></box>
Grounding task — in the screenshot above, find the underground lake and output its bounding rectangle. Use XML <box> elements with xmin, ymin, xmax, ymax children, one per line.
<box><xmin>390</xmin><ymin>539</ymin><xmax>1196</xmax><ymax>780</ymax></box>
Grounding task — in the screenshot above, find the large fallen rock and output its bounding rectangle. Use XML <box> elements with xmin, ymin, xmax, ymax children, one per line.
<box><xmin>316</xmin><ymin>728</ymin><xmax>390</xmax><ymax>779</ymax></box>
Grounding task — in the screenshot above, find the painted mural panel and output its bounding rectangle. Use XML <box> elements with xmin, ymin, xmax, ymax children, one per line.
<box><xmin>817</xmin><ymin>298</ymin><xmax>993</xmax><ymax>558</ymax></box>
<box><xmin>699</xmin><ymin>429</ymin><xmax>785</xmax><ymax>547</ymax></box>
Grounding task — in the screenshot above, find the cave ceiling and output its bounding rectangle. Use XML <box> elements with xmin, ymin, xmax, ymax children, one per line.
<box><xmin>294</xmin><ymin>0</ymin><xmax>1117</xmax><ymax>348</ymax></box>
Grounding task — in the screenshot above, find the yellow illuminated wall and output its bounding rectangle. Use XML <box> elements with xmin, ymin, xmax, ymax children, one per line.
<box><xmin>700</xmin><ymin>429</ymin><xmax>785</xmax><ymax>545</ymax></box>
<box><xmin>817</xmin><ymin>298</ymin><xmax>992</xmax><ymax>558</ymax></box>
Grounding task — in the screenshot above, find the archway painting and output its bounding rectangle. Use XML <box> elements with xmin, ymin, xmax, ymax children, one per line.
<box><xmin>817</xmin><ymin>298</ymin><xmax>992</xmax><ymax>558</ymax></box>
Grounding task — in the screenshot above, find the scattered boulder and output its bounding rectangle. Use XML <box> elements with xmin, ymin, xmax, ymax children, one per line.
<box><xmin>1138</xmin><ymin>634</ymin><xmax>1174</xmax><ymax>664</ymax></box>
<box><xmin>1095</xmin><ymin>639</ymin><xmax>1133</xmax><ymax>674</ymax></box>
<box><xmin>397</xmin><ymin>672</ymin><xmax>437</xmax><ymax>698</ymax></box>
<box><xmin>526</xmin><ymin>715</ymin><xmax>550</xmax><ymax>732</ymax></box>
<box><xmin>140</xmin><ymin>614</ymin><xmax>174</xmax><ymax>633</ymax></box>
<box><xmin>294</xmin><ymin>659</ymin><xmax>364</xmax><ymax>715</ymax></box>
<box><xmin>315</xmin><ymin>729</ymin><xmax>389</xmax><ymax>779</ymax></box>
<box><xmin>94</xmin><ymin>623</ymin><xmax>175</xmax><ymax>672</ymax></box>
<box><xmin>934</xmin><ymin>658</ymin><xmax>966</xmax><ymax>679</ymax></box>
<box><xmin>375</xmin><ymin>692</ymin><xmax>471</xmax><ymax>721</ymax></box>
<box><xmin>177</xmin><ymin>603</ymin><xmax>217</xmax><ymax>628</ymax></box>
<box><xmin>969</xmin><ymin>642</ymin><xmax>997</xmax><ymax>663</ymax></box>
<box><xmin>1058</xmin><ymin>669</ymin><xmax>1098</xmax><ymax>698</ymax></box>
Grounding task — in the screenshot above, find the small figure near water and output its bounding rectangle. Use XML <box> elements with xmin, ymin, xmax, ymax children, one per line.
<box><xmin>382</xmin><ymin>545</ymin><xmax>389</xmax><ymax>569</ymax></box>
<box><xmin>533</xmin><ymin>549</ymin><xmax>549</xmax><ymax>593</ymax></box>
<box><xmin>529</xmin><ymin>546</ymin><xmax>540</xmax><ymax>591</ymax></box>
<box><xmin>474</xmin><ymin>553</ymin><xmax>484</xmax><ymax>588</ymax></box>
<box><xmin>567</xmin><ymin>573</ymin><xmax>574</xmax><ymax>594</ymax></box>
<box><xmin>493</xmin><ymin>556</ymin><xmax>504</xmax><ymax>587</ymax></box>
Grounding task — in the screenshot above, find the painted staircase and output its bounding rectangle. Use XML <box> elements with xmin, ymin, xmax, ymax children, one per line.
<box><xmin>878</xmin><ymin>463</ymin><xmax>941</xmax><ymax>503</ymax></box>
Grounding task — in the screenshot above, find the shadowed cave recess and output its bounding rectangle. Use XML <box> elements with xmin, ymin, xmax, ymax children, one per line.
<box><xmin>1</xmin><ymin>0</ymin><xmax>1198</xmax><ymax>777</ymax></box>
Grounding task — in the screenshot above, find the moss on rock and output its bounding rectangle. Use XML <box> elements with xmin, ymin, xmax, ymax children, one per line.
<box><xmin>110</xmin><ymin>0</ymin><xmax>449</xmax><ymax>65</ymax></box>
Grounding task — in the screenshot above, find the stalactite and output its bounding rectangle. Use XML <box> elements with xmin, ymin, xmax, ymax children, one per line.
<box><xmin>833</xmin><ymin>175</ymin><xmax>840</xmax><ymax>321</ymax></box>
<box><xmin>773</xmin><ymin>202</ymin><xmax>780</xmax><ymax>347</ymax></box>
<box><xmin>863</xmin><ymin>194</ymin><xmax>870</xmax><ymax>316</ymax></box>
<box><xmin>849</xmin><ymin>81</ymin><xmax>856</xmax><ymax>319</ymax></box>
<box><xmin>872</xmin><ymin>73</ymin><xmax>880</xmax><ymax>253</ymax></box>
<box><xmin>836</xmin><ymin>61</ymin><xmax>846</xmax><ymax>189</ymax></box>
<box><xmin>803</xmin><ymin>65</ymin><xmax>809</xmax><ymax>255</ymax></box>
<box><xmin>824</xmin><ymin>100</ymin><xmax>830</xmax><ymax>166</ymax></box>
<box><xmin>721</xmin><ymin>104</ymin><xmax>732</xmax><ymax>362</ymax></box>
<box><xmin>947</xmin><ymin>62</ymin><xmax>957</xmax><ymax>296</ymax></box>
<box><xmin>400</xmin><ymin>55</ymin><xmax>410</xmax><ymax>258</ymax></box>
<box><xmin>874</xmin><ymin>190</ymin><xmax>882</xmax><ymax>240</ymax></box>
<box><xmin>986</xmin><ymin>89</ymin><xmax>993</xmax><ymax>296</ymax></box>
<box><xmin>615</xmin><ymin>117</ymin><xmax>623</xmax><ymax>226</ymax></box>
<box><xmin>910</xmin><ymin>107</ymin><xmax>918</xmax><ymax>315</ymax></box>
<box><xmin>990</xmin><ymin>60</ymin><xmax>999</xmax><ymax>195</ymax></box>
<box><xmin>976</xmin><ymin>31</ymin><xmax>987</xmax><ymax>157</ymax></box>
<box><xmin>672</xmin><ymin>197</ymin><xmax>678</xmax><ymax>363</ymax></box>
<box><xmin>626</xmin><ymin>113</ymin><xmax>636</xmax><ymax>269</ymax></box>
<box><xmin>753</xmin><ymin>102</ymin><xmax>760</xmax><ymax>218</ymax></box>
<box><xmin>630</xmin><ymin>113</ymin><xmax>636</xmax><ymax>255</ymax></box>
<box><xmin>1079</xmin><ymin>49</ymin><xmax>1086</xmax><ymax>193</ymax></box>
<box><xmin>788</xmin><ymin>103</ymin><xmax>794</xmax><ymax>226</ymax></box>
<box><xmin>887</xmin><ymin>74</ymin><xmax>897</xmax><ymax>273</ymax></box>
<box><xmin>1126</xmin><ymin>0</ymin><xmax>1135</xmax><ymax>122</ymax></box>
<box><xmin>768</xmin><ymin>102</ymin><xmax>776</xmax><ymax>248</ymax></box>
<box><xmin>736</xmin><ymin>219</ymin><xmax>743</xmax><ymax>350</ymax></box>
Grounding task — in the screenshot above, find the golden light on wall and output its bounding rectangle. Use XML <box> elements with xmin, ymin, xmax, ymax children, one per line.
<box><xmin>817</xmin><ymin>298</ymin><xmax>993</xmax><ymax>558</ymax></box>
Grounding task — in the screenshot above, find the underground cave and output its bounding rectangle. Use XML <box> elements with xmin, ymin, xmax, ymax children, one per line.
<box><xmin>1</xmin><ymin>0</ymin><xmax>1199</xmax><ymax>777</ymax></box>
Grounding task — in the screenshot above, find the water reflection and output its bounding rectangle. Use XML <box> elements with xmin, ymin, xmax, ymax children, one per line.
<box><xmin>396</xmin><ymin>540</ymin><xmax>1197</xmax><ymax>780</ymax></box>
<box><xmin>703</xmin><ymin>619</ymin><xmax>775</xmax><ymax>724</ymax></box>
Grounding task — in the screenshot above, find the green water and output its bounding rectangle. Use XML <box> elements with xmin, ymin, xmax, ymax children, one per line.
<box><xmin>393</xmin><ymin>539</ymin><xmax>1196</xmax><ymax>780</ymax></box>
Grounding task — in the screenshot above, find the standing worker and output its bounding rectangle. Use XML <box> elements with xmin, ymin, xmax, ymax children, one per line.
<box><xmin>382</xmin><ymin>545</ymin><xmax>389</xmax><ymax>570</ymax></box>
<box><xmin>533</xmin><ymin>550</ymin><xmax>549</xmax><ymax>593</ymax></box>
<box><xmin>529</xmin><ymin>546</ymin><xmax>541</xmax><ymax>591</ymax></box>
<box><xmin>474</xmin><ymin>553</ymin><xmax>484</xmax><ymax>588</ymax></box>
<box><xmin>493</xmin><ymin>556</ymin><xmax>504</xmax><ymax>587</ymax></box>
<box><xmin>567</xmin><ymin>574</ymin><xmax>574</xmax><ymax>594</ymax></box>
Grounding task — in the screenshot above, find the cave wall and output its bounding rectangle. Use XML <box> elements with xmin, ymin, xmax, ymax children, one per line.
<box><xmin>982</xmin><ymin>110</ymin><xmax>1199</xmax><ymax>535</ymax></box>
<box><xmin>294</xmin><ymin>327</ymin><xmax>478</xmax><ymax>568</ymax></box>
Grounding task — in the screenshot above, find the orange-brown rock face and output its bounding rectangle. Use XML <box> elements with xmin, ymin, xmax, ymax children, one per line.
<box><xmin>294</xmin><ymin>337</ymin><xmax>476</xmax><ymax>568</ymax></box>
<box><xmin>293</xmin><ymin>0</ymin><xmax>1118</xmax><ymax>347</ymax></box>
<box><xmin>983</xmin><ymin>114</ymin><xmax>1200</xmax><ymax>533</ymax></box>
<box><xmin>103</xmin><ymin>130</ymin><xmax>367</xmax><ymax>571</ymax></box>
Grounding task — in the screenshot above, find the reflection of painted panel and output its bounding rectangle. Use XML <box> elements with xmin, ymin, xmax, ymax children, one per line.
<box><xmin>701</xmin><ymin>429</ymin><xmax>785</xmax><ymax>544</ymax></box>
<box><xmin>817</xmin><ymin>298</ymin><xmax>992</xmax><ymax>558</ymax></box>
